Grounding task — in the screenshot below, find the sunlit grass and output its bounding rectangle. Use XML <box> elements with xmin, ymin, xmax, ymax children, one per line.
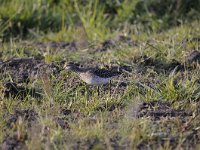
<box><xmin>0</xmin><ymin>0</ymin><xmax>200</xmax><ymax>149</ymax></box>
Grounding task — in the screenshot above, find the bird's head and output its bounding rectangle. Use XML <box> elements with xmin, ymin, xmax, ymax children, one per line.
<box><xmin>64</xmin><ymin>62</ymin><xmax>81</xmax><ymax>72</ymax></box>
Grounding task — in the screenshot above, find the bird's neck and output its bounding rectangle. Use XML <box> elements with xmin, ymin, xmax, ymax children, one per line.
<box><xmin>70</xmin><ymin>66</ymin><xmax>82</xmax><ymax>73</ymax></box>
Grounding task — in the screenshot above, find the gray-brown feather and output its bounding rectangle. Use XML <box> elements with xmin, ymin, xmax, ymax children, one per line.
<box><xmin>91</xmin><ymin>69</ymin><xmax>121</xmax><ymax>78</ymax></box>
<box><xmin>65</xmin><ymin>63</ymin><xmax>121</xmax><ymax>78</ymax></box>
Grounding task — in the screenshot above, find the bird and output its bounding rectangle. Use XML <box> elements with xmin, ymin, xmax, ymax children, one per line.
<box><xmin>64</xmin><ymin>62</ymin><xmax>121</xmax><ymax>96</ymax></box>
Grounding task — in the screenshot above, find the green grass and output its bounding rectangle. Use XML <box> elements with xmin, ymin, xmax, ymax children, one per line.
<box><xmin>0</xmin><ymin>0</ymin><xmax>200</xmax><ymax>149</ymax></box>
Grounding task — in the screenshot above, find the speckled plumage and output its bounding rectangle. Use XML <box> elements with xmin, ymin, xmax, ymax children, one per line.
<box><xmin>64</xmin><ymin>63</ymin><xmax>120</xmax><ymax>85</ymax></box>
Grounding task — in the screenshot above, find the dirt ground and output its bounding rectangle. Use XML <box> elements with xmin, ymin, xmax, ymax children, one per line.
<box><xmin>0</xmin><ymin>38</ymin><xmax>200</xmax><ymax>149</ymax></box>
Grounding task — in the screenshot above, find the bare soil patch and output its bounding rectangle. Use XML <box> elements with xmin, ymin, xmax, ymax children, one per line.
<box><xmin>137</xmin><ymin>101</ymin><xmax>192</xmax><ymax>119</ymax></box>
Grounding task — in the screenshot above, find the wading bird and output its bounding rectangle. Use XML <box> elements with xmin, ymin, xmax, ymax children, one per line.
<box><xmin>64</xmin><ymin>63</ymin><xmax>121</xmax><ymax>96</ymax></box>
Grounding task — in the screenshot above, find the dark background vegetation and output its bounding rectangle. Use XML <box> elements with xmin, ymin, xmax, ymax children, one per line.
<box><xmin>0</xmin><ymin>0</ymin><xmax>200</xmax><ymax>40</ymax></box>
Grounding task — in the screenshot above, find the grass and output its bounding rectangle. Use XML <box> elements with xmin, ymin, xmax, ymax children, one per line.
<box><xmin>0</xmin><ymin>0</ymin><xmax>200</xmax><ymax>149</ymax></box>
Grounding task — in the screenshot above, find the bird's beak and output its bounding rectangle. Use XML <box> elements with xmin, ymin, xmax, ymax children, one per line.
<box><xmin>63</xmin><ymin>63</ymin><xmax>69</xmax><ymax>70</ymax></box>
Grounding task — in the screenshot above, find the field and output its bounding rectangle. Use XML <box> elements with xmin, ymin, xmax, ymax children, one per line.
<box><xmin>0</xmin><ymin>0</ymin><xmax>200</xmax><ymax>149</ymax></box>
